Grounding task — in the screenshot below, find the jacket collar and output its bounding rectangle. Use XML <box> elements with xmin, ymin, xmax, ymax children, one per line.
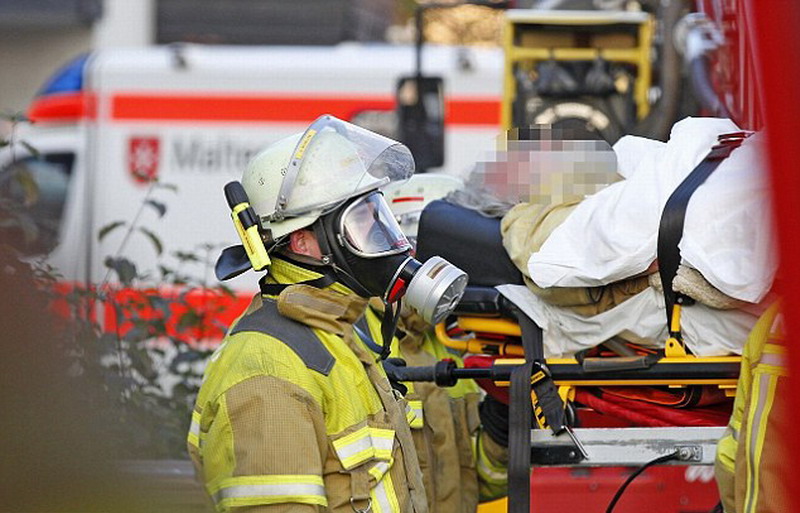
<box><xmin>266</xmin><ymin>257</ymin><xmax>368</xmax><ymax>335</ymax></box>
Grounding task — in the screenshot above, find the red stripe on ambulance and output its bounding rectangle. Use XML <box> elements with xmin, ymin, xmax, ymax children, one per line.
<box><xmin>110</xmin><ymin>94</ymin><xmax>500</xmax><ymax>126</ymax></box>
<box><xmin>28</xmin><ymin>92</ymin><xmax>96</xmax><ymax>122</ymax></box>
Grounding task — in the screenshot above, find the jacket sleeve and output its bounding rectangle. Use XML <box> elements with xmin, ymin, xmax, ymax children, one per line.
<box><xmin>475</xmin><ymin>429</ymin><xmax>509</xmax><ymax>501</ymax></box>
<box><xmin>208</xmin><ymin>375</ymin><xmax>328</xmax><ymax>513</ymax></box>
<box><xmin>475</xmin><ymin>396</ymin><xmax>509</xmax><ymax>501</ymax></box>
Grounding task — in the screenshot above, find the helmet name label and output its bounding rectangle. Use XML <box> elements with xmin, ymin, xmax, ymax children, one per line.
<box><xmin>294</xmin><ymin>129</ymin><xmax>317</xmax><ymax>160</ymax></box>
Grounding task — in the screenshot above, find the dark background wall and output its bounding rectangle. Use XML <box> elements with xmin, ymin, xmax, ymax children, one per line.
<box><xmin>0</xmin><ymin>0</ymin><xmax>102</xmax><ymax>28</ymax></box>
<box><xmin>156</xmin><ymin>0</ymin><xmax>395</xmax><ymax>45</ymax></box>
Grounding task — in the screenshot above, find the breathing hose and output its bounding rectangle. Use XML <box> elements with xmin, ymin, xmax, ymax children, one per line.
<box><xmin>605</xmin><ymin>450</ymin><xmax>681</xmax><ymax>513</ymax></box>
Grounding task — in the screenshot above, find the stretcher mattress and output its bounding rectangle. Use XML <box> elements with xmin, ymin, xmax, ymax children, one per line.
<box><xmin>496</xmin><ymin>284</ymin><xmax>757</xmax><ymax>357</ymax></box>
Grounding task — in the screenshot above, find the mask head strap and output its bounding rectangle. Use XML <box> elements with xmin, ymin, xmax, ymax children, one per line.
<box><xmin>258</xmin><ymin>255</ymin><xmax>337</xmax><ymax>296</ymax></box>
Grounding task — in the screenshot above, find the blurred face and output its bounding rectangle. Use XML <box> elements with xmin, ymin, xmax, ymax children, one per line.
<box><xmin>475</xmin><ymin>128</ymin><xmax>620</xmax><ymax>206</ymax></box>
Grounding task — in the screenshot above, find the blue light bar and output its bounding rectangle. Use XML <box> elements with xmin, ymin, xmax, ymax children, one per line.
<box><xmin>37</xmin><ymin>54</ymin><xmax>89</xmax><ymax>96</ymax></box>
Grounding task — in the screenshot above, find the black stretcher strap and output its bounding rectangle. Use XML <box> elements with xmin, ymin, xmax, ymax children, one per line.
<box><xmin>507</xmin><ymin>311</ymin><xmax>539</xmax><ymax>513</ymax></box>
<box><xmin>656</xmin><ymin>132</ymin><xmax>750</xmax><ymax>329</ymax></box>
<box><xmin>508</xmin><ymin>307</ymin><xmax>568</xmax><ymax>513</ymax></box>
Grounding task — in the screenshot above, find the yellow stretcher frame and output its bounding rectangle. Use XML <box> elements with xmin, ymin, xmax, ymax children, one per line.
<box><xmin>436</xmin><ymin>316</ymin><xmax>741</xmax><ymax>395</ymax></box>
<box><xmin>501</xmin><ymin>9</ymin><xmax>655</xmax><ymax>129</ymax></box>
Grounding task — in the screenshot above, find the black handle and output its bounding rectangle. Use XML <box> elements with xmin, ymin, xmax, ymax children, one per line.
<box><xmin>224</xmin><ymin>181</ymin><xmax>248</xmax><ymax>209</ymax></box>
<box><xmin>383</xmin><ymin>359</ymin><xmax>437</xmax><ymax>383</ymax></box>
<box><xmin>382</xmin><ymin>359</ymin><xmax>469</xmax><ymax>387</ymax></box>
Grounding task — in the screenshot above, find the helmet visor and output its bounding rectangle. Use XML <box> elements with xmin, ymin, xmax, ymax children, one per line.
<box><xmin>276</xmin><ymin>115</ymin><xmax>415</xmax><ymax>220</ymax></box>
<box><xmin>340</xmin><ymin>192</ymin><xmax>412</xmax><ymax>258</ymax></box>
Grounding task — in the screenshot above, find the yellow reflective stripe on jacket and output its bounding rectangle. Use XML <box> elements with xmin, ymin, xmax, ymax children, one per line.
<box><xmin>210</xmin><ymin>474</ymin><xmax>326</xmax><ymax>509</ymax></box>
<box><xmin>187</xmin><ymin>409</ymin><xmax>201</xmax><ymax>448</ymax></box>
<box><xmin>332</xmin><ymin>425</ymin><xmax>395</xmax><ymax>469</ymax></box>
<box><xmin>743</xmin><ymin>369</ymin><xmax>780</xmax><ymax>513</ymax></box>
<box><xmin>406</xmin><ymin>400</ymin><xmax>424</xmax><ymax>429</ymax></box>
<box><xmin>476</xmin><ymin>435</ymin><xmax>507</xmax><ymax>485</ymax></box>
<box><xmin>716</xmin><ymin>426</ymin><xmax>737</xmax><ymax>474</ymax></box>
<box><xmin>371</xmin><ymin>469</ymin><xmax>401</xmax><ymax>513</ymax></box>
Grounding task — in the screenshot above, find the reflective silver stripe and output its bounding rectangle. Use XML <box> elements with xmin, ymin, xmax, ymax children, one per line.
<box><xmin>408</xmin><ymin>401</ymin><xmax>424</xmax><ymax>422</ymax></box>
<box><xmin>213</xmin><ymin>482</ymin><xmax>325</xmax><ymax>504</ymax></box>
<box><xmin>334</xmin><ymin>427</ymin><xmax>395</xmax><ymax>468</ymax></box>
<box><xmin>372</xmin><ymin>478</ymin><xmax>393</xmax><ymax>513</ymax></box>
<box><xmin>745</xmin><ymin>372</ymin><xmax>775</xmax><ymax>513</ymax></box>
<box><xmin>371</xmin><ymin>434</ymin><xmax>394</xmax><ymax>453</ymax></box>
<box><xmin>759</xmin><ymin>352</ymin><xmax>785</xmax><ymax>367</ymax></box>
<box><xmin>335</xmin><ymin>436</ymin><xmax>373</xmax><ymax>465</ymax></box>
<box><xmin>187</xmin><ymin>412</ymin><xmax>202</xmax><ymax>448</ymax></box>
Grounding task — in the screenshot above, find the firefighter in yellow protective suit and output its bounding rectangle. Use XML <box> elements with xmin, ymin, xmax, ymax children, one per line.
<box><xmin>715</xmin><ymin>303</ymin><xmax>790</xmax><ymax>513</ymax></box>
<box><xmin>188</xmin><ymin>115</ymin><xmax>507</xmax><ymax>513</ymax></box>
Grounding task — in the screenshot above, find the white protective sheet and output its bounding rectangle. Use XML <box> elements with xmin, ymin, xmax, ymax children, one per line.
<box><xmin>528</xmin><ymin>118</ymin><xmax>776</xmax><ymax>304</ymax></box>
<box><xmin>496</xmin><ymin>284</ymin><xmax>758</xmax><ymax>358</ymax></box>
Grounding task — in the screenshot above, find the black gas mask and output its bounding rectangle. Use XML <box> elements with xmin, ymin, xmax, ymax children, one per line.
<box><xmin>314</xmin><ymin>190</ymin><xmax>467</xmax><ymax>350</ymax></box>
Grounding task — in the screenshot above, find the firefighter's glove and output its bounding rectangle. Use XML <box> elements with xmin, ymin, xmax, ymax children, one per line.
<box><xmin>479</xmin><ymin>394</ymin><xmax>510</xmax><ymax>448</ymax></box>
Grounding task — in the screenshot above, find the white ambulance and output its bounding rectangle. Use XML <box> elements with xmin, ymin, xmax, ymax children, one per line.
<box><xmin>6</xmin><ymin>44</ymin><xmax>502</xmax><ymax>295</ymax></box>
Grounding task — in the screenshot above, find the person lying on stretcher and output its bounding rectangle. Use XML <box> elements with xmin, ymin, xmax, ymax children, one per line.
<box><xmin>437</xmin><ymin>118</ymin><xmax>776</xmax><ymax>358</ymax></box>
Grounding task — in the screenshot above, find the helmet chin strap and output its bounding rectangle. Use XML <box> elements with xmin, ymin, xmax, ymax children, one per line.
<box><xmin>379</xmin><ymin>299</ymin><xmax>402</xmax><ymax>360</ymax></box>
<box><xmin>258</xmin><ymin>254</ymin><xmax>336</xmax><ymax>296</ymax></box>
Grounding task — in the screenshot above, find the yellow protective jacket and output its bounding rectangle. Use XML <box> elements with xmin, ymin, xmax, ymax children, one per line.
<box><xmin>358</xmin><ymin>305</ymin><xmax>508</xmax><ymax>513</ymax></box>
<box><xmin>715</xmin><ymin>303</ymin><xmax>789</xmax><ymax>513</ymax></box>
<box><xmin>188</xmin><ymin>258</ymin><xmax>428</xmax><ymax>513</ymax></box>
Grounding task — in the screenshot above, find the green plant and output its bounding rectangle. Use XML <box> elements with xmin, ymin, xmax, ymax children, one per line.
<box><xmin>1</xmin><ymin>115</ymin><xmax>233</xmax><ymax>458</ymax></box>
<box><xmin>73</xmin><ymin>181</ymin><xmax>231</xmax><ymax>458</ymax></box>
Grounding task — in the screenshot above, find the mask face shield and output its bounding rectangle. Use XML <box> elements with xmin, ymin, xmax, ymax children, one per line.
<box><xmin>340</xmin><ymin>192</ymin><xmax>413</xmax><ymax>258</ymax></box>
<box><xmin>318</xmin><ymin>191</ymin><xmax>467</xmax><ymax>326</ymax></box>
<box><xmin>270</xmin><ymin>115</ymin><xmax>415</xmax><ymax>222</ymax></box>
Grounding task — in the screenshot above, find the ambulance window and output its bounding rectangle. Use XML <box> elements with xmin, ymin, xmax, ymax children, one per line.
<box><xmin>351</xmin><ymin>110</ymin><xmax>398</xmax><ymax>140</ymax></box>
<box><xmin>0</xmin><ymin>153</ymin><xmax>74</xmax><ymax>255</ymax></box>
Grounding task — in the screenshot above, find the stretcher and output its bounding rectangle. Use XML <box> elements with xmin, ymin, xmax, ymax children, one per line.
<box><xmin>408</xmin><ymin>196</ymin><xmax>741</xmax><ymax>420</ymax></box>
